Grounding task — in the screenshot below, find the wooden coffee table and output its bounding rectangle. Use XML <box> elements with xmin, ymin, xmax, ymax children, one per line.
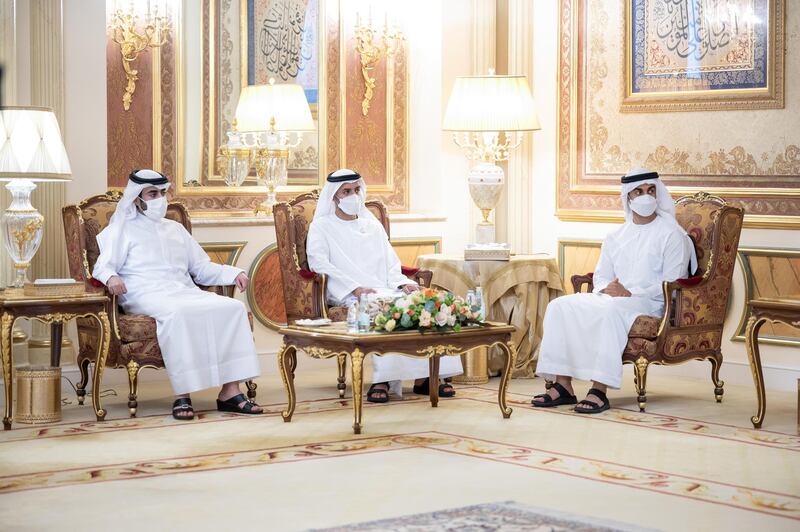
<box><xmin>277</xmin><ymin>322</ymin><xmax>517</xmax><ymax>433</ymax></box>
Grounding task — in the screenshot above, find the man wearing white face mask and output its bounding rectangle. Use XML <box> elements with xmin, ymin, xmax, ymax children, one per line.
<box><xmin>531</xmin><ymin>169</ymin><xmax>697</xmax><ymax>413</ymax></box>
<box><xmin>93</xmin><ymin>169</ymin><xmax>263</xmax><ymax>420</ymax></box>
<box><xmin>307</xmin><ymin>169</ymin><xmax>463</xmax><ymax>403</ymax></box>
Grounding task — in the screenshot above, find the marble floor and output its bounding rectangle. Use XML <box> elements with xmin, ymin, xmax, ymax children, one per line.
<box><xmin>0</xmin><ymin>360</ymin><xmax>798</xmax><ymax>531</ymax></box>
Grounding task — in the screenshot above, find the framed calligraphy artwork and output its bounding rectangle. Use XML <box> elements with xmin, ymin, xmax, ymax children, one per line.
<box><xmin>244</xmin><ymin>0</ymin><xmax>319</xmax><ymax>105</ymax></box>
<box><xmin>622</xmin><ymin>0</ymin><xmax>784</xmax><ymax>111</ymax></box>
<box><xmin>557</xmin><ymin>0</ymin><xmax>798</xmax><ymax>229</ymax></box>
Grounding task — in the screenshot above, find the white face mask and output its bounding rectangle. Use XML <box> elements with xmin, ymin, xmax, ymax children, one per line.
<box><xmin>629</xmin><ymin>194</ymin><xmax>657</xmax><ymax>217</ymax></box>
<box><xmin>337</xmin><ymin>194</ymin><xmax>361</xmax><ymax>216</ymax></box>
<box><xmin>141</xmin><ymin>196</ymin><xmax>167</xmax><ymax>221</ymax></box>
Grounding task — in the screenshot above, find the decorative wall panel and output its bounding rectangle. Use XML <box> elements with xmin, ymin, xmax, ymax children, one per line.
<box><xmin>557</xmin><ymin>0</ymin><xmax>798</xmax><ymax>228</ymax></box>
<box><xmin>733</xmin><ymin>247</ymin><xmax>800</xmax><ymax>347</ymax></box>
<box><xmin>557</xmin><ymin>239</ymin><xmax>602</xmax><ymax>294</ymax></box>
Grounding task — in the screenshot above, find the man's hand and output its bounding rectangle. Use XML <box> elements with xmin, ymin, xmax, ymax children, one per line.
<box><xmin>352</xmin><ymin>287</ymin><xmax>377</xmax><ymax>298</ymax></box>
<box><xmin>401</xmin><ymin>283</ymin><xmax>420</xmax><ymax>294</ymax></box>
<box><xmin>234</xmin><ymin>272</ymin><xmax>249</xmax><ymax>292</ymax></box>
<box><xmin>106</xmin><ymin>275</ymin><xmax>127</xmax><ymax>296</ymax></box>
<box><xmin>602</xmin><ymin>278</ymin><xmax>631</xmax><ymax>298</ymax></box>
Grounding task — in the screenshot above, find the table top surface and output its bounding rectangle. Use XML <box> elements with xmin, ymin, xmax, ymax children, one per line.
<box><xmin>0</xmin><ymin>287</ymin><xmax>108</xmax><ymax>307</ymax></box>
<box><xmin>280</xmin><ymin>321</ymin><xmax>515</xmax><ymax>342</ymax></box>
<box><xmin>417</xmin><ymin>253</ymin><xmax>555</xmax><ymax>263</ymax></box>
<box><xmin>750</xmin><ymin>298</ymin><xmax>800</xmax><ymax>312</ymax></box>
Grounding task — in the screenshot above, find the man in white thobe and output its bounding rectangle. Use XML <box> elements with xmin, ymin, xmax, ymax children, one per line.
<box><xmin>92</xmin><ymin>169</ymin><xmax>262</xmax><ymax>420</ymax></box>
<box><xmin>532</xmin><ymin>169</ymin><xmax>696</xmax><ymax>413</ymax></box>
<box><xmin>307</xmin><ymin>169</ymin><xmax>463</xmax><ymax>403</ymax></box>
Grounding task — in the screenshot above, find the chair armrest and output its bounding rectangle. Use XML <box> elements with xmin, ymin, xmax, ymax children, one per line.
<box><xmin>196</xmin><ymin>284</ymin><xmax>234</xmax><ymax>298</ymax></box>
<box><xmin>571</xmin><ymin>273</ymin><xmax>594</xmax><ymax>293</ymax></box>
<box><xmin>663</xmin><ymin>275</ymin><xmax>723</xmax><ymax>329</ymax></box>
<box><xmin>403</xmin><ymin>266</ymin><xmax>433</xmax><ymax>288</ymax></box>
<box><xmin>89</xmin><ymin>278</ymin><xmax>123</xmax><ymax>342</ymax></box>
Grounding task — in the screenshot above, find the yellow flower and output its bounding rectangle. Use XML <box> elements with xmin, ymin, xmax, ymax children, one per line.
<box><xmin>385</xmin><ymin>319</ymin><xmax>397</xmax><ymax>332</ymax></box>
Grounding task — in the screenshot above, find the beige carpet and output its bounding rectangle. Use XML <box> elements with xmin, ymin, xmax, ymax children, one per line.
<box><xmin>0</xmin><ymin>362</ymin><xmax>798</xmax><ymax>531</ymax></box>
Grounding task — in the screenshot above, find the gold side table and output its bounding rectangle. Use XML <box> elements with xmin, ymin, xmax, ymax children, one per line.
<box><xmin>416</xmin><ymin>253</ymin><xmax>564</xmax><ymax>380</ymax></box>
<box><xmin>0</xmin><ymin>288</ymin><xmax>111</xmax><ymax>430</ymax></box>
<box><xmin>744</xmin><ymin>297</ymin><xmax>800</xmax><ymax>430</ymax></box>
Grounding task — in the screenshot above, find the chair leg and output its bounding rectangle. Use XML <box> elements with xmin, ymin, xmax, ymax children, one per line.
<box><xmin>337</xmin><ymin>354</ymin><xmax>347</xmax><ymax>398</ymax></box>
<box><xmin>126</xmin><ymin>360</ymin><xmax>140</xmax><ymax>417</ymax></box>
<box><xmin>710</xmin><ymin>354</ymin><xmax>724</xmax><ymax>403</ymax></box>
<box><xmin>245</xmin><ymin>380</ymin><xmax>258</xmax><ymax>400</ymax></box>
<box><xmin>76</xmin><ymin>356</ymin><xmax>91</xmax><ymax>405</ymax></box>
<box><xmin>633</xmin><ymin>357</ymin><xmax>649</xmax><ymax>412</ymax></box>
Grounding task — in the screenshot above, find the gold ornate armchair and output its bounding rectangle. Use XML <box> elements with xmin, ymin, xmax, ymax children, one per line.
<box><xmin>570</xmin><ymin>193</ymin><xmax>744</xmax><ymax>411</ymax></box>
<box><xmin>62</xmin><ymin>191</ymin><xmax>256</xmax><ymax>416</ymax></box>
<box><xmin>272</xmin><ymin>191</ymin><xmax>433</xmax><ymax>397</ymax></box>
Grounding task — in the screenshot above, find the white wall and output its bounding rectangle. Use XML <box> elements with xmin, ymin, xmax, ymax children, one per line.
<box><xmin>530</xmin><ymin>0</ymin><xmax>799</xmax><ymax>392</ymax></box>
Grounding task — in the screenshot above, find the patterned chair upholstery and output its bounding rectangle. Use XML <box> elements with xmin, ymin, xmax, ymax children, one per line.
<box><xmin>570</xmin><ymin>192</ymin><xmax>744</xmax><ymax>411</ymax></box>
<box><xmin>272</xmin><ymin>190</ymin><xmax>433</xmax><ymax>397</ymax></box>
<box><xmin>62</xmin><ymin>190</ymin><xmax>256</xmax><ymax>417</ymax></box>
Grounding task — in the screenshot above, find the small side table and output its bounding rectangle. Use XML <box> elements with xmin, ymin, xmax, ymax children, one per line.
<box><xmin>0</xmin><ymin>288</ymin><xmax>111</xmax><ymax>430</ymax></box>
<box><xmin>416</xmin><ymin>253</ymin><xmax>564</xmax><ymax>379</ymax></box>
<box><xmin>744</xmin><ymin>298</ymin><xmax>800</xmax><ymax>429</ymax></box>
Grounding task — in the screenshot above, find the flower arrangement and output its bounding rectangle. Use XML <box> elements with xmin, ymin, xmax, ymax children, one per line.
<box><xmin>373</xmin><ymin>288</ymin><xmax>483</xmax><ymax>332</ymax></box>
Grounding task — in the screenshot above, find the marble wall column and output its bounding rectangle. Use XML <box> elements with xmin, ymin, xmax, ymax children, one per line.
<box><xmin>494</xmin><ymin>0</ymin><xmax>535</xmax><ymax>253</ymax></box>
<box><xmin>467</xmin><ymin>0</ymin><xmax>497</xmax><ymax>237</ymax></box>
<box><xmin>26</xmin><ymin>0</ymin><xmax>73</xmax><ymax>365</ymax></box>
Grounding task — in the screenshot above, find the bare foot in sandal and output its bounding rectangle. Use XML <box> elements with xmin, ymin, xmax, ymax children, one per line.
<box><xmin>367</xmin><ymin>382</ymin><xmax>390</xmax><ymax>403</ymax></box>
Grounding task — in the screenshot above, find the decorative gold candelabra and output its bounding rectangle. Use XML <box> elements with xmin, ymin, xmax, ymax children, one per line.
<box><xmin>108</xmin><ymin>6</ymin><xmax>170</xmax><ymax>111</ymax></box>
<box><xmin>354</xmin><ymin>13</ymin><xmax>403</xmax><ymax>116</ymax></box>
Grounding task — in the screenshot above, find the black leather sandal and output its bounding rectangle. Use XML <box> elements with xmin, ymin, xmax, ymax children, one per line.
<box><xmin>172</xmin><ymin>397</ymin><xmax>194</xmax><ymax>420</ymax></box>
<box><xmin>531</xmin><ymin>382</ymin><xmax>578</xmax><ymax>408</ymax></box>
<box><xmin>367</xmin><ymin>382</ymin><xmax>390</xmax><ymax>403</ymax></box>
<box><xmin>216</xmin><ymin>393</ymin><xmax>263</xmax><ymax>415</ymax></box>
<box><xmin>574</xmin><ymin>388</ymin><xmax>611</xmax><ymax>414</ymax></box>
<box><xmin>413</xmin><ymin>378</ymin><xmax>456</xmax><ymax>398</ymax></box>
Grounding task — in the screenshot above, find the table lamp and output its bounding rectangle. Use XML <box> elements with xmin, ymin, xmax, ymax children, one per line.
<box><xmin>442</xmin><ymin>72</ymin><xmax>540</xmax><ymax>247</ymax></box>
<box><xmin>217</xmin><ymin>79</ymin><xmax>315</xmax><ymax>213</ymax></box>
<box><xmin>0</xmin><ymin>107</ymin><xmax>71</xmax><ymax>287</ymax></box>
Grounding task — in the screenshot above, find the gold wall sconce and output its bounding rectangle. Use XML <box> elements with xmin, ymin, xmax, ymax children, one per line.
<box><xmin>353</xmin><ymin>12</ymin><xmax>404</xmax><ymax>116</ymax></box>
<box><xmin>107</xmin><ymin>2</ymin><xmax>170</xmax><ymax>111</ymax></box>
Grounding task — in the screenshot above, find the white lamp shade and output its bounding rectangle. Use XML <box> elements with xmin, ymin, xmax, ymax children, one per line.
<box><xmin>234</xmin><ymin>83</ymin><xmax>315</xmax><ymax>133</ymax></box>
<box><xmin>442</xmin><ymin>75</ymin><xmax>541</xmax><ymax>132</ymax></box>
<box><xmin>0</xmin><ymin>106</ymin><xmax>71</xmax><ymax>181</ymax></box>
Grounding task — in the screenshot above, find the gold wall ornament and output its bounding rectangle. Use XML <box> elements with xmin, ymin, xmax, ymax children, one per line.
<box><xmin>353</xmin><ymin>13</ymin><xmax>404</xmax><ymax>116</ymax></box>
<box><xmin>108</xmin><ymin>5</ymin><xmax>170</xmax><ymax>111</ymax></box>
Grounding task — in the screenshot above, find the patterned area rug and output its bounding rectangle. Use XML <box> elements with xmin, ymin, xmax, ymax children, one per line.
<box><xmin>310</xmin><ymin>501</ymin><xmax>656</xmax><ymax>531</ymax></box>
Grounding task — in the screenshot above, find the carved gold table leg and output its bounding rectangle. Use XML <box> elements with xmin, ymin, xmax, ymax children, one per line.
<box><xmin>745</xmin><ymin>316</ymin><xmax>767</xmax><ymax>429</ymax></box>
<box><xmin>1</xmin><ymin>312</ymin><xmax>15</xmax><ymax>430</ymax></box>
<box><xmin>336</xmin><ymin>353</ymin><xmax>347</xmax><ymax>398</ymax></box>
<box><xmin>277</xmin><ymin>342</ymin><xmax>297</xmax><ymax>423</ymax></box>
<box><xmin>92</xmin><ymin>311</ymin><xmax>111</xmax><ymax>421</ymax></box>
<box><xmin>498</xmin><ymin>341</ymin><xmax>517</xmax><ymax>419</ymax></box>
<box><xmin>429</xmin><ymin>355</ymin><xmax>440</xmax><ymax>408</ymax></box>
<box><xmin>350</xmin><ymin>349</ymin><xmax>365</xmax><ymax>434</ymax></box>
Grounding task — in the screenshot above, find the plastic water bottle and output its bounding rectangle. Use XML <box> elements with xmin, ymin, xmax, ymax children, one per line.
<box><xmin>466</xmin><ymin>289</ymin><xmax>476</xmax><ymax>308</ymax></box>
<box><xmin>346</xmin><ymin>297</ymin><xmax>359</xmax><ymax>333</ymax></box>
<box><xmin>358</xmin><ymin>295</ymin><xmax>371</xmax><ymax>332</ymax></box>
<box><xmin>475</xmin><ymin>286</ymin><xmax>486</xmax><ymax>322</ymax></box>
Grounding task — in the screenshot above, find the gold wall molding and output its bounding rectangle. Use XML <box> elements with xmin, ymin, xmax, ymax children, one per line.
<box><xmin>556</xmin><ymin>0</ymin><xmax>800</xmax><ymax>228</ymax></box>
<box><xmin>199</xmin><ymin>241</ymin><xmax>246</xmax><ymax>266</ymax></box>
<box><xmin>733</xmin><ymin>247</ymin><xmax>800</xmax><ymax>348</ymax></box>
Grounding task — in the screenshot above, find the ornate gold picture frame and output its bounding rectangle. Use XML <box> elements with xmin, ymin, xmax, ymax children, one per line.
<box><xmin>622</xmin><ymin>0</ymin><xmax>785</xmax><ymax>112</ymax></box>
<box><xmin>556</xmin><ymin>0</ymin><xmax>799</xmax><ymax>229</ymax></box>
